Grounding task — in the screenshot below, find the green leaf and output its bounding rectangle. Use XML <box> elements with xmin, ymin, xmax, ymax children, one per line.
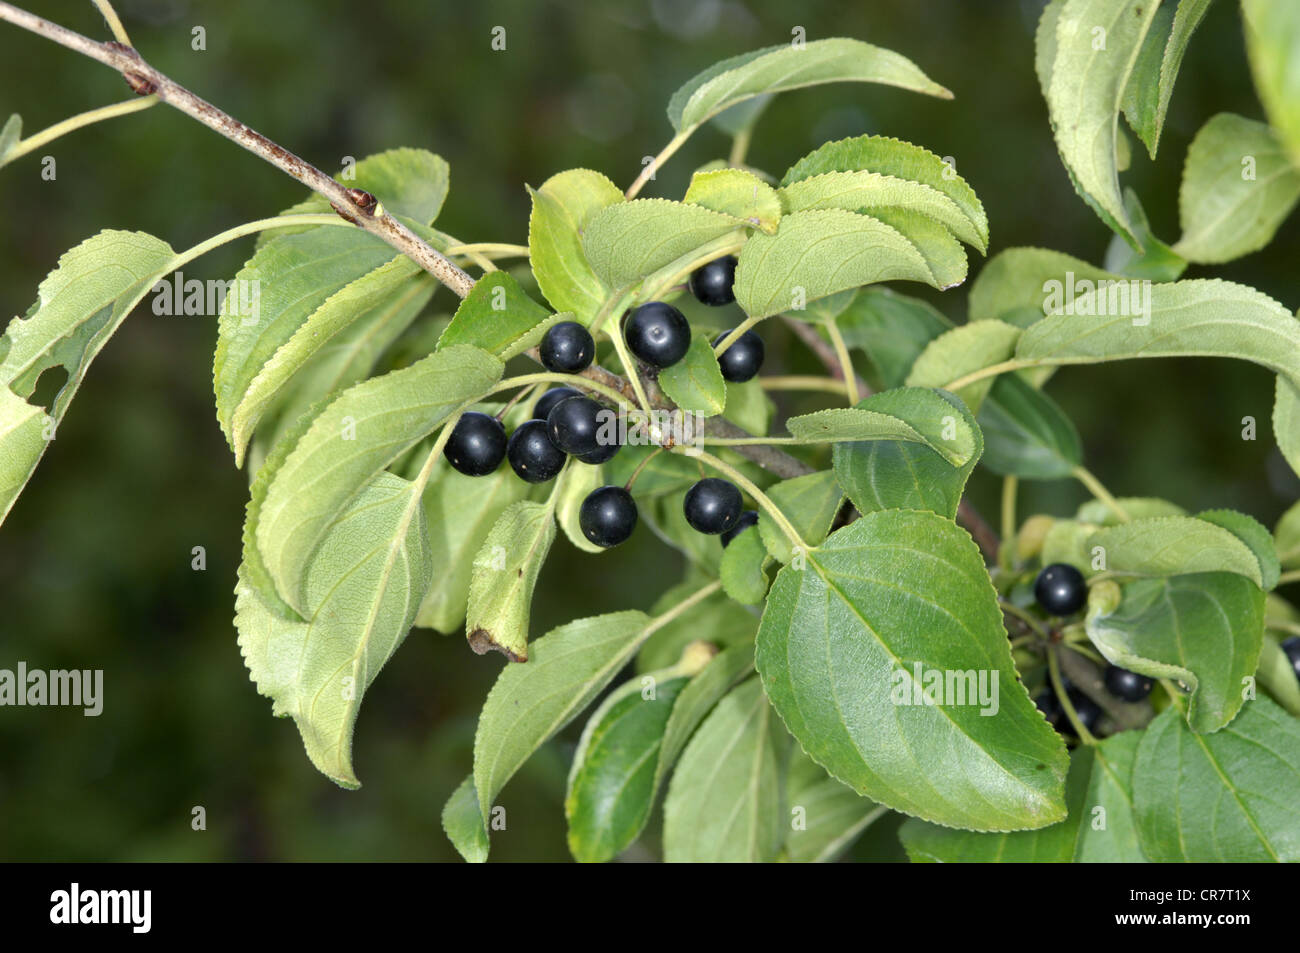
<box><xmin>0</xmin><ymin>229</ymin><xmax>176</xmax><ymax>525</ymax></box>
<box><xmin>722</xmin><ymin>377</ymin><xmax>774</xmax><ymax>436</ymax></box>
<box><xmin>1102</xmin><ymin>187</ymin><xmax>1187</xmax><ymax>281</ymax></box>
<box><xmin>734</xmin><ymin>209</ymin><xmax>932</xmax><ymax>320</ymax></box>
<box><xmin>1086</xmin><ymin>572</ymin><xmax>1265</xmax><ymax>732</ymax></box>
<box><xmin>1275</xmin><ymin>375</ymin><xmax>1300</xmax><ymax>479</ymax></box>
<box><xmin>1088</xmin><ymin>516</ymin><xmax>1268</xmax><ymax>587</ymax></box>
<box><xmin>969</xmin><ymin>247</ymin><xmax>1121</xmax><ymax>327</ymax></box>
<box><xmin>758</xmin><ymin>509</ymin><xmax>1069</xmax><ymax>830</ymax></box>
<box><xmin>1133</xmin><ymin>696</ymin><xmax>1300</xmax><ymax>861</ymax></box>
<box><xmin>1243</xmin><ymin>0</ymin><xmax>1300</xmax><ymax>166</ymax></box>
<box><xmin>786</xmin><ymin>402</ymin><xmax>979</xmax><ymax>465</ymax></box>
<box><xmin>684</xmin><ymin>168</ymin><xmax>781</xmax><ymax>234</ymax></box>
<box><xmin>565</xmin><ymin>665</ymin><xmax>693</xmax><ymax>863</ymax></box>
<box><xmin>442</xmin><ymin>775</ymin><xmax>490</xmax><ymax>863</ymax></box>
<box><xmin>1274</xmin><ymin>498</ymin><xmax>1300</xmax><ymax>569</ymax></box>
<box><xmin>415</xmin><ymin>461</ymin><xmax>532</xmax><ymax>633</ymax></box>
<box><xmin>1077</xmin><ymin>496</ymin><xmax>1185</xmax><ymax>525</ymax></box>
<box><xmin>527</xmin><ymin>168</ymin><xmax>624</xmax><ymax>325</ymax></box>
<box><xmin>757</xmin><ymin>470</ymin><xmax>842</xmax><ymax>564</ymax></box>
<box><xmin>465</xmin><ymin>499</ymin><xmax>557</xmax><ymax>662</ymax></box>
<box><xmin>720</xmin><ymin>523</ymin><xmax>769</xmax><ymax>605</ymax></box>
<box><xmin>1259</xmin><ymin>636</ymin><xmax>1300</xmax><ymax>716</ymax></box>
<box><xmin>0</xmin><ymin>113</ymin><xmax>20</xmax><ymax>164</ymax></box>
<box><xmin>668</xmin><ymin>38</ymin><xmax>952</xmax><ymax>133</ymax></box>
<box><xmin>1173</xmin><ymin>113</ymin><xmax>1300</xmax><ymax>264</ymax></box>
<box><xmin>582</xmin><ymin>199</ymin><xmax>744</xmax><ymax>289</ymax></box>
<box><xmin>977</xmin><ymin>374</ymin><xmax>1082</xmax><ymax>479</ymax></box>
<box><xmin>785</xmin><ymin>751</ymin><xmax>886</xmax><ymax>863</ymax></box>
<box><xmin>255</xmin><ymin>345</ymin><xmax>503</xmax><ymax>613</ymax></box>
<box><xmin>236</xmin><ymin>471</ymin><xmax>433</xmax><ymax>788</ymax></box>
<box><xmin>778</xmin><ymin>170</ymin><xmax>986</xmax><ymax>252</ymax></box>
<box><xmin>663</xmin><ymin>677</ymin><xmax>788</xmax><ymax>862</ymax></box>
<box><xmin>1121</xmin><ymin>0</ymin><xmax>1210</xmax><ymax>157</ymax></box>
<box><xmin>834</xmin><ymin>287</ymin><xmax>953</xmax><ymax>390</ymax></box>
<box><xmin>657</xmin><ymin>640</ymin><xmax>757</xmax><ymax>777</ymax></box>
<box><xmin>864</xmin><ymin>207</ymin><xmax>969</xmax><ymax>290</ymax></box>
<box><xmin>781</xmin><ymin>135</ymin><xmax>988</xmax><ymax>251</ymax></box>
<box><xmin>658</xmin><ymin>333</ymin><xmax>727</xmax><ymax>416</ymax></box>
<box><xmin>637</xmin><ymin>582</ymin><xmax>759</xmax><ymax>673</ymax></box>
<box><xmin>1015</xmin><ymin>279</ymin><xmax>1300</xmax><ymax>389</ymax></box>
<box><xmin>905</xmin><ymin>319</ymin><xmax>1022</xmax><ymax>410</ymax></box>
<box><xmin>214</xmin><ymin>226</ymin><xmax>400</xmax><ymax>463</ymax></box>
<box><xmin>833</xmin><ymin>388</ymin><xmax>983</xmax><ymax>520</ymax></box>
<box><xmin>438</xmin><ymin>271</ymin><xmax>554</xmax><ymax>359</ymax></box>
<box><xmin>474</xmin><ymin>600</ymin><xmax>704</xmax><ymax>823</ymax></box>
<box><xmin>901</xmin><ymin>732</ymin><xmax>1147</xmax><ymax>862</ymax></box>
<box><xmin>1197</xmin><ymin>508</ymin><xmax>1280</xmax><ymax>591</ymax></box>
<box><xmin>268</xmin><ymin>148</ymin><xmax>450</xmax><ymax>226</ymax></box>
<box><xmin>1045</xmin><ymin>0</ymin><xmax>1162</xmax><ymax>244</ymax></box>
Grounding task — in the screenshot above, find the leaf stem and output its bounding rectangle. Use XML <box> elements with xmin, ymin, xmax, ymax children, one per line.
<box><xmin>637</xmin><ymin>232</ymin><xmax>746</xmax><ymax>305</ymax></box>
<box><xmin>713</xmin><ymin>313</ymin><xmax>763</xmax><ymax>357</ymax></box>
<box><xmin>674</xmin><ymin>446</ymin><xmax>808</xmax><ymax>553</ymax></box>
<box><xmin>999</xmin><ymin>476</ymin><xmax>1018</xmax><ymax>570</ymax></box>
<box><xmin>625</xmin><ymin>127</ymin><xmax>693</xmax><ymax>199</ymax></box>
<box><xmin>1072</xmin><ymin>465</ymin><xmax>1130</xmax><ymax>522</ymax></box>
<box><xmin>643</xmin><ymin>577</ymin><xmax>724</xmax><ymax>636</ymax></box>
<box><xmin>490</xmin><ymin>372</ymin><xmax>629</xmax><ymax>409</ymax></box>
<box><xmin>443</xmin><ymin>242</ymin><xmax>529</xmax><ymax>259</ymax></box>
<box><xmin>0</xmin><ymin>94</ymin><xmax>157</xmax><ymax>167</ymax></box>
<box><xmin>758</xmin><ymin>375</ymin><xmax>849</xmax><ymax>396</ymax></box>
<box><xmin>823</xmin><ymin>318</ymin><xmax>860</xmax><ymax>405</ymax></box>
<box><xmin>606</xmin><ymin>325</ymin><xmax>654</xmax><ymax>417</ymax></box>
<box><xmin>90</xmin><ymin>0</ymin><xmax>132</xmax><ymax>46</ymax></box>
<box><xmin>1276</xmin><ymin>569</ymin><xmax>1300</xmax><ymax>587</ymax></box>
<box><xmin>942</xmin><ymin>358</ymin><xmax>1035</xmax><ymax>392</ymax></box>
<box><xmin>1048</xmin><ymin>645</ymin><xmax>1097</xmax><ymax>746</ymax></box>
<box><xmin>728</xmin><ymin>126</ymin><xmax>754</xmax><ymax>168</ymax></box>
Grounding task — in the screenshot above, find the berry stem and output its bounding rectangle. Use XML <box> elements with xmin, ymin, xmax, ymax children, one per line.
<box><xmin>622</xmin><ymin>447</ymin><xmax>664</xmax><ymax>492</ymax></box>
<box><xmin>489</xmin><ymin>372</ymin><xmax>628</xmax><ymax>409</ymax></box>
<box><xmin>1071</xmin><ymin>465</ymin><xmax>1131</xmax><ymax>522</ymax></box>
<box><xmin>712</xmin><ymin>314</ymin><xmax>763</xmax><ymax>357</ymax></box>
<box><xmin>823</xmin><ymin>318</ymin><xmax>860</xmax><ymax>405</ymax></box>
<box><xmin>999</xmin><ymin>476</ymin><xmax>1018</xmax><ymax>571</ymax></box>
<box><xmin>493</xmin><ymin>382</ymin><xmax>543</xmax><ymax>421</ymax></box>
<box><xmin>625</xmin><ymin>128</ymin><xmax>693</xmax><ymax>199</ymax></box>
<box><xmin>605</xmin><ymin>325</ymin><xmax>655</xmax><ymax>417</ymax></box>
<box><xmin>638</xmin><ymin>233</ymin><xmax>746</xmax><ymax>306</ymax></box>
<box><xmin>675</xmin><ymin>447</ymin><xmax>808</xmax><ymax>553</ymax></box>
<box><xmin>757</xmin><ymin>375</ymin><xmax>850</xmax><ymax>396</ymax></box>
<box><xmin>1000</xmin><ymin>600</ymin><xmax>1048</xmax><ymax>639</ymax></box>
<box><xmin>1048</xmin><ymin>645</ymin><xmax>1098</xmax><ymax>746</ymax></box>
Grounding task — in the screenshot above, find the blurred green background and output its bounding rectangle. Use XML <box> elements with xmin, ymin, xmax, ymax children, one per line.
<box><xmin>0</xmin><ymin>0</ymin><xmax>1295</xmax><ymax>861</ymax></box>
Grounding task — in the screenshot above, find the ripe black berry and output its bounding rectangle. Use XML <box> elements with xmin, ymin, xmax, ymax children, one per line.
<box><xmin>684</xmin><ymin>478</ymin><xmax>743</xmax><ymax>535</ymax></box>
<box><xmin>1034</xmin><ymin>563</ymin><xmax>1087</xmax><ymax>616</ymax></box>
<box><xmin>1104</xmin><ymin>664</ymin><xmax>1154</xmax><ymax>702</ymax></box>
<box><xmin>624</xmin><ymin>301</ymin><xmax>691</xmax><ymax>368</ymax></box>
<box><xmin>1068</xmin><ymin>689</ymin><xmax>1103</xmax><ymax>734</ymax></box>
<box><xmin>547</xmin><ymin>395</ymin><xmax>609</xmax><ymax>456</ymax></box>
<box><xmin>579</xmin><ymin>485</ymin><xmax>637</xmax><ymax>547</ymax></box>
<box><xmin>1281</xmin><ymin>636</ymin><xmax>1300</xmax><ymax>682</ymax></box>
<box><xmin>712</xmin><ymin>329</ymin><xmax>765</xmax><ymax>383</ymax></box>
<box><xmin>533</xmin><ymin>387</ymin><xmax>582</xmax><ymax>421</ymax></box>
<box><xmin>539</xmin><ymin>321</ymin><xmax>595</xmax><ymax>373</ymax></box>
<box><xmin>689</xmin><ymin>255</ymin><xmax>737</xmax><ymax>306</ymax></box>
<box><xmin>720</xmin><ymin>509</ymin><xmax>759</xmax><ymax>547</ymax></box>
<box><xmin>577</xmin><ymin>441</ymin><xmax>621</xmax><ymax>465</ymax></box>
<box><xmin>507</xmin><ymin>419</ymin><xmax>566</xmax><ymax>484</ymax></box>
<box><xmin>445</xmin><ymin>412</ymin><xmax>506</xmax><ymax>476</ymax></box>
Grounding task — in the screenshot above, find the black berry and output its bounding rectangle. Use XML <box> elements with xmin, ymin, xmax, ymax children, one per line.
<box><xmin>580</xmin><ymin>486</ymin><xmax>637</xmax><ymax>547</ymax></box>
<box><xmin>1281</xmin><ymin>636</ymin><xmax>1300</xmax><ymax>682</ymax></box>
<box><xmin>683</xmin><ymin>478</ymin><xmax>743</xmax><ymax>535</ymax></box>
<box><xmin>547</xmin><ymin>395</ymin><xmax>609</xmax><ymax>456</ymax></box>
<box><xmin>1034</xmin><ymin>689</ymin><xmax>1061</xmax><ymax>726</ymax></box>
<box><xmin>1034</xmin><ymin>563</ymin><xmax>1087</xmax><ymax>616</ymax></box>
<box><xmin>720</xmin><ymin>509</ymin><xmax>759</xmax><ymax>547</ymax></box>
<box><xmin>539</xmin><ymin>321</ymin><xmax>594</xmax><ymax>374</ymax></box>
<box><xmin>712</xmin><ymin>329</ymin><xmax>764</xmax><ymax>383</ymax></box>
<box><xmin>445</xmin><ymin>412</ymin><xmax>506</xmax><ymax>476</ymax></box>
<box><xmin>1068</xmin><ymin>689</ymin><xmax>1103</xmax><ymax>734</ymax></box>
<box><xmin>689</xmin><ymin>255</ymin><xmax>737</xmax><ymax>306</ymax></box>
<box><xmin>577</xmin><ymin>441</ymin><xmax>621</xmax><ymax>465</ymax></box>
<box><xmin>1104</xmin><ymin>664</ymin><xmax>1154</xmax><ymax>702</ymax></box>
<box><xmin>624</xmin><ymin>301</ymin><xmax>691</xmax><ymax>368</ymax></box>
<box><xmin>507</xmin><ymin>419</ymin><xmax>566</xmax><ymax>484</ymax></box>
<box><xmin>533</xmin><ymin>387</ymin><xmax>582</xmax><ymax>421</ymax></box>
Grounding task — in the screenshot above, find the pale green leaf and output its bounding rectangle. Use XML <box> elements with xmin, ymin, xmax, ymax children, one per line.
<box><xmin>864</xmin><ymin>206</ymin><xmax>969</xmax><ymax>290</ymax></box>
<box><xmin>437</xmin><ymin>271</ymin><xmax>554</xmax><ymax>359</ymax></box>
<box><xmin>267</xmin><ymin>148</ymin><xmax>450</xmax><ymax>227</ymax></box>
<box><xmin>1086</xmin><ymin>572</ymin><xmax>1265</xmax><ymax>732</ymax></box>
<box><xmin>1259</xmin><ymin>636</ymin><xmax>1300</xmax><ymax>716</ymax></box>
<box><xmin>465</xmin><ymin>499</ymin><xmax>556</xmax><ymax>662</ymax></box>
<box><xmin>1197</xmin><ymin>508</ymin><xmax>1280</xmax><ymax>591</ymax></box>
<box><xmin>788</xmin><ymin>395</ymin><xmax>978</xmax><ymax>466</ymax></box>
<box><xmin>719</xmin><ymin>522</ymin><xmax>769</xmax><ymax>605</ymax></box>
<box><xmin>756</xmin><ymin>469</ymin><xmax>842</xmax><ymax>564</ymax></box>
<box><xmin>662</xmin><ymin>678</ymin><xmax>788</xmax><ymax>862</ymax></box>
<box><xmin>1102</xmin><ymin>187</ymin><xmax>1187</xmax><ymax>281</ymax></box>
<box><xmin>658</xmin><ymin>333</ymin><xmax>726</xmax><ymax>416</ymax></box>
<box><xmin>1077</xmin><ymin>496</ymin><xmax>1185</xmax><ymax>525</ymax></box>
<box><xmin>977</xmin><ymin>374</ymin><xmax>1082</xmax><ymax>479</ymax></box>
<box><xmin>1274</xmin><ymin>498</ymin><xmax>1300</xmax><ymax>569</ymax></box>
<box><xmin>1088</xmin><ymin>516</ymin><xmax>1267</xmax><ymax>587</ymax></box>
<box><xmin>722</xmin><ymin>377</ymin><xmax>774</xmax><ymax>435</ymax></box>
<box><xmin>784</xmin><ymin>750</ymin><xmax>886</xmax><ymax>863</ymax></box>
<box><xmin>0</xmin><ymin>113</ymin><xmax>20</xmax><ymax>164</ymax></box>
<box><xmin>757</xmin><ymin>510</ymin><xmax>1069</xmax><ymax>830</ymax></box>
<box><xmin>905</xmin><ymin>319</ymin><xmax>1022</xmax><ymax>410</ymax></box>
<box><xmin>442</xmin><ymin>775</ymin><xmax>490</xmax><ymax>863</ymax></box>
<box><xmin>834</xmin><ymin>286</ymin><xmax>953</xmax><ymax>389</ymax></box>
<box><xmin>1243</xmin><ymin>0</ymin><xmax>1300</xmax><ymax>166</ymax></box>
<box><xmin>684</xmin><ymin>168</ymin><xmax>781</xmax><ymax>234</ymax></box>
<box><xmin>1121</xmin><ymin>0</ymin><xmax>1211</xmax><ymax>157</ymax></box>
<box><xmin>637</xmin><ymin>582</ymin><xmax>759</xmax><ymax>673</ymax></box>
<box><xmin>1274</xmin><ymin>374</ymin><xmax>1300</xmax><ymax>479</ymax></box>
<box><xmin>583</xmin><ymin>198</ymin><xmax>744</xmax><ymax>289</ymax></box>
<box><xmin>734</xmin><ymin>209</ymin><xmax>932</xmax><ymax>320</ymax></box>
<box><xmin>969</xmin><ymin>247</ymin><xmax>1121</xmax><ymax>327</ymax></box>
<box><xmin>1173</xmin><ymin>113</ymin><xmax>1300</xmax><ymax>264</ymax></box>
<box><xmin>236</xmin><ymin>471</ymin><xmax>432</xmax><ymax>788</ymax></box>
<box><xmin>527</xmin><ymin>168</ymin><xmax>624</xmax><ymax>324</ymax></box>
<box><xmin>668</xmin><ymin>38</ymin><xmax>952</xmax><ymax>133</ymax></box>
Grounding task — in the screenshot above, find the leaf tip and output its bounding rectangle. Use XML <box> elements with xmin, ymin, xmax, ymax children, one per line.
<box><xmin>468</xmin><ymin>627</ymin><xmax>527</xmax><ymax>663</ymax></box>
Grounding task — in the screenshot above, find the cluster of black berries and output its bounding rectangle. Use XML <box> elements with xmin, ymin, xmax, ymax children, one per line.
<box><xmin>623</xmin><ymin>257</ymin><xmax>765</xmax><ymax>383</ymax></box>
<box><xmin>444</xmin><ymin>320</ymin><xmax>615</xmax><ymax>481</ymax></box>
